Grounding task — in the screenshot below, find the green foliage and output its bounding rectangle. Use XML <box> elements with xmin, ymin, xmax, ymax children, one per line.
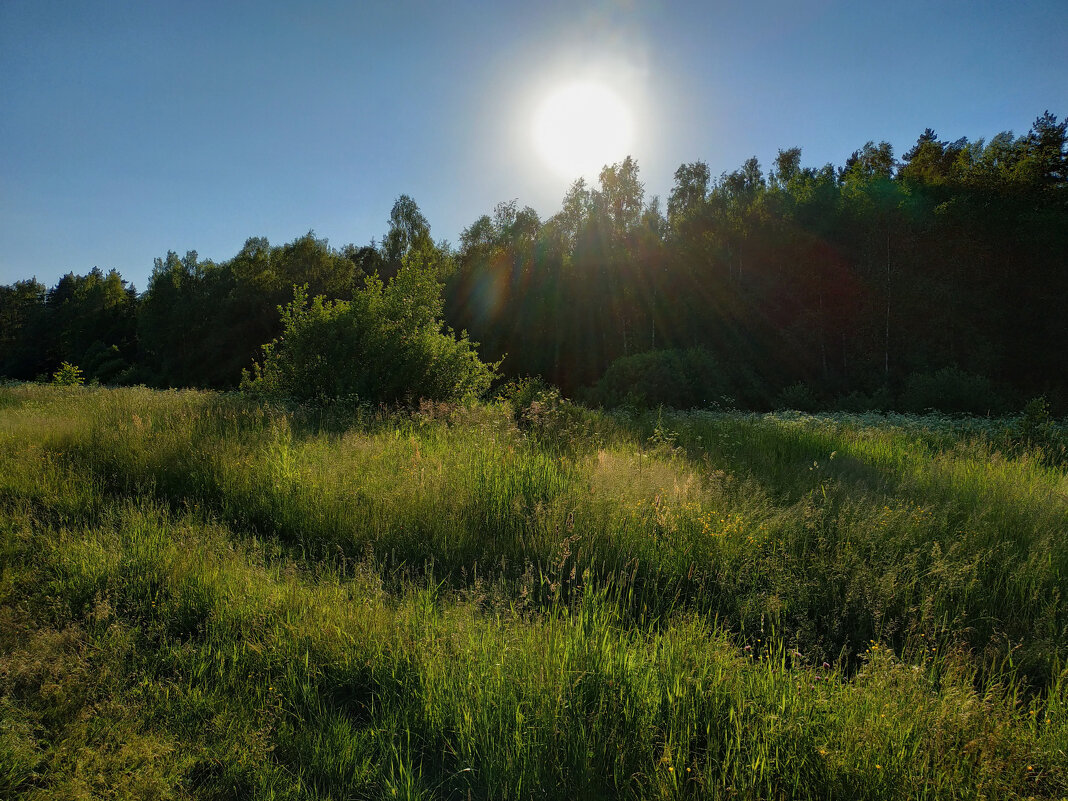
<box><xmin>1</xmin><ymin>385</ymin><xmax>1066</xmax><ymax>798</ymax></box>
<box><xmin>588</xmin><ymin>348</ymin><xmax>729</xmax><ymax>409</ymax></box>
<box><xmin>900</xmin><ymin>366</ymin><xmax>1004</xmax><ymax>415</ymax></box>
<box><xmin>81</xmin><ymin>341</ymin><xmax>130</xmax><ymax>384</ymax></box>
<box><xmin>835</xmin><ymin>386</ymin><xmax>893</xmax><ymax>412</ymax></box>
<box><xmin>242</xmin><ymin>260</ymin><xmax>498</xmax><ymax>405</ymax></box>
<box><xmin>3</xmin><ymin>113</ymin><xmax>1068</xmax><ymax>410</ymax></box>
<box><xmin>447</xmin><ymin>113</ymin><xmax>1068</xmax><ymax>408</ymax></box>
<box><xmin>775</xmin><ymin>381</ymin><xmax>820</xmax><ymax>412</ymax></box>
<box><xmin>138</xmin><ymin>234</ymin><xmax>367</xmax><ymax>389</ymax></box>
<box><xmin>1012</xmin><ymin>396</ymin><xmax>1067</xmax><ymax>465</ymax></box>
<box><xmin>51</xmin><ymin>361</ymin><xmax>84</xmax><ymax>386</ymax></box>
<box><xmin>0</xmin><ymin>279</ymin><xmax>48</xmax><ymax>379</ymax></box>
<box><xmin>0</xmin><ymin>269</ymin><xmax>137</xmax><ymax>384</ymax></box>
<box><xmin>499</xmin><ymin>375</ymin><xmax>554</xmax><ymax>415</ymax></box>
<box><xmin>500</xmin><ymin>376</ymin><xmax>585</xmax><ymax>448</ymax></box>
<box><xmin>1017</xmin><ymin>396</ymin><xmax>1056</xmax><ymax>445</ymax></box>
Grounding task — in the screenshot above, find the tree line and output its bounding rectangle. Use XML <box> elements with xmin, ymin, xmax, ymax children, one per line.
<box><xmin>1</xmin><ymin>112</ymin><xmax>1065</xmax><ymax>412</ymax></box>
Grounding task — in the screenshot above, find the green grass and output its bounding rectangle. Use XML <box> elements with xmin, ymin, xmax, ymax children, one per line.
<box><xmin>1</xmin><ymin>385</ymin><xmax>1065</xmax><ymax>799</ymax></box>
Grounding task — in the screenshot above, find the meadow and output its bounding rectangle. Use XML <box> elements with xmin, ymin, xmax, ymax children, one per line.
<box><xmin>1</xmin><ymin>384</ymin><xmax>1065</xmax><ymax>799</ymax></box>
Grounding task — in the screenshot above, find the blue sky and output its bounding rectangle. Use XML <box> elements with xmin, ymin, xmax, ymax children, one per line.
<box><xmin>2</xmin><ymin>0</ymin><xmax>1065</xmax><ymax>290</ymax></box>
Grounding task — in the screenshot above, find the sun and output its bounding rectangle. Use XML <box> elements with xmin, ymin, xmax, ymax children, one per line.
<box><xmin>533</xmin><ymin>82</ymin><xmax>634</xmax><ymax>179</ymax></box>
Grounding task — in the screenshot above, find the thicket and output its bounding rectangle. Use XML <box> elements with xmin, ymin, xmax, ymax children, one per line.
<box><xmin>899</xmin><ymin>367</ymin><xmax>1005</xmax><ymax>416</ymax></box>
<box><xmin>241</xmin><ymin>261</ymin><xmax>496</xmax><ymax>405</ymax></box>
<box><xmin>584</xmin><ymin>348</ymin><xmax>729</xmax><ymax>409</ymax></box>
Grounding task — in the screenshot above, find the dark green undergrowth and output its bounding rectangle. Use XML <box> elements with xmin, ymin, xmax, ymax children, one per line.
<box><xmin>1</xmin><ymin>385</ymin><xmax>1066</xmax><ymax>799</ymax></box>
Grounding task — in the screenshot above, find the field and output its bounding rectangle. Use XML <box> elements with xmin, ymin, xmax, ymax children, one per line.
<box><xmin>1</xmin><ymin>385</ymin><xmax>1066</xmax><ymax>799</ymax></box>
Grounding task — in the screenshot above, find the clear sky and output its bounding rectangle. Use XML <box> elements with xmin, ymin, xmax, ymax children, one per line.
<box><xmin>2</xmin><ymin>0</ymin><xmax>1064</xmax><ymax>290</ymax></box>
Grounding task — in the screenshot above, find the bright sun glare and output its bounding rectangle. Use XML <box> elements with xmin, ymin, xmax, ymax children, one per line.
<box><xmin>533</xmin><ymin>82</ymin><xmax>633</xmax><ymax>179</ymax></box>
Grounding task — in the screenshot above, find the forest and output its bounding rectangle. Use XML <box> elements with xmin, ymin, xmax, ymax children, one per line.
<box><xmin>1</xmin><ymin>112</ymin><xmax>1066</xmax><ymax>413</ymax></box>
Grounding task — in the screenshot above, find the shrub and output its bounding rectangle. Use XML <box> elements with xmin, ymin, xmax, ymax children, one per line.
<box><xmin>588</xmin><ymin>348</ymin><xmax>729</xmax><ymax>410</ymax></box>
<box><xmin>900</xmin><ymin>366</ymin><xmax>1004</xmax><ymax>415</ymax></box>
<box><xmin>835</xmin><ymin>386</ymin><xmax>893</xmax><ymax>413</ymax></box>
<box><xmin>242</xmin><ymin>261</ymin><xmax>498</xmax><ymax>405</ymax></box>
<box><xmin>52</xmin><ymin>362</ymin><xmax>84</xmax><ymax>386</ymax></box>
<box><xmin>82</xmin><ymin>342</ymin><xmax>130</xmax><ymax>385</ymax></box>
<box><xmin>774</xmin><ymin>381</ymin><xmax>819</xmax><ymax>412</ymax></box>
<box><xmin>1011</xmin><ymin>396</ymin><xmax>1067</xmax><ymax>464</ymax></box>
<box><xmin>500</xmin><ymin>377</ymin><xmax>585</xmax><ymax>447</ymax></box>
<box><xmin>499</xmin><ymin>375</ymin><xmax>554</xmax><ymax>419</ymax></box>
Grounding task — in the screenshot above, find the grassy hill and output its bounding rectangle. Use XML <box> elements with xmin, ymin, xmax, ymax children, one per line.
<box><xmin>1</xmin><ymin>385</ymin><xmax>1065</xmax><ymax>799</ymax></box>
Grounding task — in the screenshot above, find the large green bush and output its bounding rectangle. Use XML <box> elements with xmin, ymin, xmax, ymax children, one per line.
<box><xmin>242</xmin><ymin>261</ymin><xmax>497</xmax><ymax>404</ymax></box>
<box><xmin>835</xmin><ymin>386</ymin><xmax>893</xmax><ymax>413</ymax></box>
<box><xmin>587</xmin><ymin>347</ymin><xmax>729</xmax><ymax>409</ymax></box>
<box><xmin>773</xmin><ymin>381</ymin><xmax>820</xmax><ymax>412</ymax></box>
<box><xmin>900</xmin><ymin>366</ymin><xmax>1005</xmax><ymax>415</ymax></box>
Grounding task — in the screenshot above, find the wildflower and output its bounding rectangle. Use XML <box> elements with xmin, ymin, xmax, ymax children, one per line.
<box><xmin>876</xmin><ymin>764</ymin><xmax>882</xmax><ymax>770</ymax></box>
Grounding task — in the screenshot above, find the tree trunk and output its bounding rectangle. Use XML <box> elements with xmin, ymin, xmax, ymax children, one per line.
<box><xmin>885</xmin><ymin>215</ymin><xmax>891</xmax><ymax>379</ymax></box>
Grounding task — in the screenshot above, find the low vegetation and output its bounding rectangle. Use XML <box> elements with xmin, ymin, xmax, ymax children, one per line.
<box><xmin>240</xmin><ymin>264</ymin><xmax>497</xmax><ymax>405</ymax></box>
<box><xmin>2</xmin><ymin>384</ymin><xmax>1066</xmax><ymax>799</ymax></box>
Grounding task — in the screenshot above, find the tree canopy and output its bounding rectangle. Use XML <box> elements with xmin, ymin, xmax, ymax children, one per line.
<box><xmin>2</xmin><ymin>114</ymin><xmax>1066</xmax><ymax>412</ymax></box>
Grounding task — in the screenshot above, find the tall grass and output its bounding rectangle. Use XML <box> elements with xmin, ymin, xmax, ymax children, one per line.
<box><xmin>1</xmin><ymin>385</ymin><xmax>1066</xmax><ymax>798</ymax></box>
<box><xmin>10</xmin><ymin>386</ymin><xmax>1062</xmax><ymax>677</ymax></box>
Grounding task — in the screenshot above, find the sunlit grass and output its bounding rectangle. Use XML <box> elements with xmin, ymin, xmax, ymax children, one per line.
<box><xmin>1</xmin><ymin>385</ymin><xmax>1065</xmax><ymax>798</ymax></box>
